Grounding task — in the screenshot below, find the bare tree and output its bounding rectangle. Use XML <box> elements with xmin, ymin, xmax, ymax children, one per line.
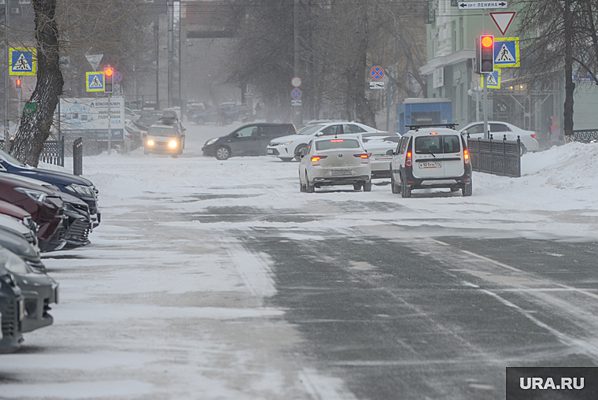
<box><xmin>10</xmin><ymin>0</ymin><xmax>63</xmax><ymax>166</ymax></box>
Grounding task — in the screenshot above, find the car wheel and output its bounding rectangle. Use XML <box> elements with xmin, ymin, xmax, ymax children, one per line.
<box><xmin>462</xmin><ymin>182</ymin><xmax>473</xmax><ymax>197</ymax></box>
<box><xmin>280</xmin><ymin>157</ymin><xmax>294</xmax><ymax>162</ymax></box>
<box><xmin>215</xmin><ymin>146</ymin><xmax>231</xmax><ymax>160</ymax></box>
<box><xmin>353</xmin><ymin>183</ymin><xmax>362</xmax><ymax>191</ymax></box>
<box><xmin>391</xmin><ymin>175</ymin><xmax>400</xmax><ymax>194</ymax></box>
<box><xmin>305</xmin><ymin>173</ymin><xmax>315</xmax><ymax>193</ymax></box>
<box><xmin>363</xmin><ymin>181</ymin><xmax>372</xmax><ymax>192</ymax></box>
<box><xmin>294</xmin><ymin>145</ymin><xmax>308</xmax><ymax>160</ymax></box>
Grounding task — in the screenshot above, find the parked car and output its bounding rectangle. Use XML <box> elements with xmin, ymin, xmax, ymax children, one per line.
<box><xmin>268</xmin><ymin>122</ymin><xmax>380</xmax><ymax>162</ymax></box>
<box><xmin>0</xmin><ymin>214</ymin><xmax>38</xmax><ymax>250</ymax></box>
<box><xmin>0</xmin><ymin>174</ymin><xmax>65</xmax><ymax>252</ymax></box>
<box><xmin>2</xmin><ymin>175</ymin><xmax>92</xmax><ymax>249</ymax></box>
<box><xmin>144</xmin><ymin>124</ymin><xmax>185</xmax><ymax>156</ymax></box>
<box><xmin>0</xmin><ymin>226</ymin><xmax>45</xmax><ymax>273</ymax></box>
<box><xmin>0</xmin><ymin>149</ymin><xmax>100</xmax><ymax>228</ymax></box>
<box><xmin>460</xmin><ymin>121</ymin><xmax>540</xmax><ymax>154</ymax></box>
<box><xmin>0</xmin><ymin>259</ymin><xmax>24</xmax><ymax>353</ymax></box>
<box><xmin>0</xmin><ymin>199</ymin><xmax>37</xmax><ymax>235</ymax></box>
<box><xmin>203</xmin><ymin>123</ymin><xmax>296</xmax><ymax>160</ymax></box>
<box><xmin>299</xmin><ymin>136</ymin><xmax>372</xmax><ymax>193</ymax></box>
<box><xmin>390</xmin><ymin>126</ymin><xmax>472</xmax><ymax>198</ymax></box>
<box><xmin>0</xmin><ymin>248</ymin><xmax>57</xmax><ymax>333</ymax></box>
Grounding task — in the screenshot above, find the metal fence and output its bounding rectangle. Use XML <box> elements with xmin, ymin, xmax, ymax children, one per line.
<box><xmin>572</xmin><ymin>129</ymin><xmax>598</xmax><ymax>143</ymax></box>
<box><xmin>468</xmin><ymin>135</ymin><xmax>522</xmax><ymax>178</ymax></box>
<box><xmin>0</xmin><ymin>137</ymin><xmax>64</xmax><ymax>167</ymax></box>
<box><xmin>73</xmin><ymin>138</ymin><xmax>83</xmax><ymax>176</ymax></box>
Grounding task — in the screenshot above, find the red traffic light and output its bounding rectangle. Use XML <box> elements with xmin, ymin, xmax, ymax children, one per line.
<box><xmin>104</xmin><ymin>66</ymin><xmax>115</xmax><ymax>77</ymax></box>
<box><xmin>15</xmin><ymin>78</ymin><xmax>22</xmax><ymax>88</ymax></box>
<box><xmin>481</xmin><ymin>35</ymin><xmax>494</xmax><ymax>48</ymax></box>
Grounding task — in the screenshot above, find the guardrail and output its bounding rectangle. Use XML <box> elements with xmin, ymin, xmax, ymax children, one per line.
<box><xmin>0</xmin><ymin>137</ymin><xmax>64</xmax><ymax>167</ymax></box>
<box><xmin>467</xmin><ymin>134</ymin><xmax>522</xmax><ymax>178</ymax></box>
<box><xmin>572</xmin><ymin>129</ymin><xmax>598</xmax><ymax>143</ymax></box>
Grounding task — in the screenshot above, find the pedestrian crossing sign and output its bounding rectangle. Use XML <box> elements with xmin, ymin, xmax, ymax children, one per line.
<box><xmin>493</xmin><ymin>37</ymin><xmax>520</xmax><ymax>68</ymax></box>
<box><xmin>86</xmin><ymin>71</ymin><xmax>105</xmax><ymax>93</ymax></box>
<box><xmin>481</xmin><ymin>69</ymin><xmax>502</xmax><ymax>90</ymax></box>
<box><xmin>9</xmin><ymin>47</ymin><xmax>37</xmax><ymax>76</ymax></box>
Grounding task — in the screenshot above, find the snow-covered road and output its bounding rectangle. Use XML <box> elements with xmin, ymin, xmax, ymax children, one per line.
<box><xmin>2</xmin><ymin>124</ymin><xmax>597</xmax><ymax>399</ymax></box>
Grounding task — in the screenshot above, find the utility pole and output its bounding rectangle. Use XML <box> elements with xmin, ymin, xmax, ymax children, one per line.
<box><xmin>168</xmin><ymin>0</ymin><xmax>174</xmax><ymax>109</ymax></box>
<box><xmin>483</xmin><ymin>73</ymin><xmax>489</xmax><ymax>139</ymax></box>
<box><xmin>154</xmin><ymin>15</ymin><xmax>160</xmax><ymax>110</ymax></box>
<box><xmin>563</xmin><ymin>0</ymin><xmax>574</xmax><ymax>139</ymax></box>
<box><xmin>292</xmin><ymin>0</ymin><xmax>302</xmax><ymax>127</ymax></box>
<box><xmin>178</xmin><ymin>0</ymin><xmax>183</xmax><ymax>118</ymax></box>
<box><xmin>4</xmin><ymin>0</ymin><xmax>10</xmax><ymax>150</ymax></box>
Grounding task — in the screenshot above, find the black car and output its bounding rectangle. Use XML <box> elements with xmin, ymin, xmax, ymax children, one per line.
<box><xmin>202</xmin><ymin>123</ymin><xmax>296</xmax><ymax>160</ymax></box>
<box><xmin>0</xmin><ymin>149</ymin><xmax>100</xmax><ymax>228</ymax></box>
<box><xmin>0</xmin><ymin>260</ymin><xmax>24</xmax><ymax>353</ymax></box>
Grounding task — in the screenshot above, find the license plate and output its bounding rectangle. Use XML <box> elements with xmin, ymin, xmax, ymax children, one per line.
<box><xmin>18</xmin><ymin>299</ymin><xmax>25</xmax><ymax>321</ymax></box>
<box><xmin>267</xmin><ymin>149</ymin><xmax>274</xmax><ymax>154</ymax></box>
<box><xmin>331</xmin><ymin>169</ymin><xmax>352</xmax><ymax>176</ymax></box>
<box><xmin>419</xmin><ymin>161</ymin><xmax>441</xmax><ymax>169</ymax></box>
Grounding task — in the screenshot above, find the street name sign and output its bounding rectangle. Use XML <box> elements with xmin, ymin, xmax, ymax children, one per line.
<box><xmin>458</xmin><ymin>1</ymin><xmax>508</xmax><ymax>9</ymax></box>
<box><xmin>86</xmin><ymin>71</ymin><xmax>105</xmax><ymax>93</ymax></box>
<box><xmin>9</xmin><ymin>47</ymin><xmax>37</xmax><ymax>76</ymax></box>
<box><xmin>490</xmin><ymin>11</ymin><xmax>516</xmax><ymax>35</ymax></box>
<box><xmin>494</xmin><ymin>37</ymin><xmax>520</xmax><ymax>68</ymax></box>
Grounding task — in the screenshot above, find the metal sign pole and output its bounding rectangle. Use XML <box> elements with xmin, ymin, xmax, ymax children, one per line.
<box><xmin>483</xmin><ymin>73</ymin><xmax>489</xmax><ymax>139</ymax></box>
<box><xmin>4</xmin><ymin>0</ymin><xmax>10</xmax><ymax>150</ymax></box>
<box><xmin>107</xmin><ymin>94</ymin><xmax>112</xmax><ymax>152</ymax></box>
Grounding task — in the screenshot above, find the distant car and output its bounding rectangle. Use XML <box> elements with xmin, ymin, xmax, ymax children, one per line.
<box><xmin>390</xmin><ymin>127</ymin><xmax>472</xmax><ymax>197</ymax></box>
<box><xmin>268</xmin><ymin>122</ymin><xmax>380</xmax><ymax>162</ymax></box>
<box><xmin>0</xmin><ymin>248</ymin><xmax>57</xmax><ymax>333</ymax></box>
<box><xmin>203</xmin><ymin>123</ymin><xmax>296</xmax><ymax>160</ymax></box>
<box><xmin>144</xmin><ymin>124</ymin><xmax>185</xmax><ymax>156</ymax></box>
<box><xmin>0</xmin><ymin>258</ymin><xmax>24</xmax><ymax>353</ymax></box>
<box><xmin>460</xmin><ymin>121</ymin><xmax>540</xmax><ymax>154</ymax></box>
<box><xmin>299</xmin><ymin>136</ymin><xmax>372</xmax><ymax>193</ymax></box>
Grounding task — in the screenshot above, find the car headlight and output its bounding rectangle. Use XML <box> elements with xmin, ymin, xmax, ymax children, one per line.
<box><xmin>146</xmin><ymin>138</ymin><xmax>155</xmax><ymax>147</ymax></box>
<box><xmin>205</xmin><ymin>138</ymin><xmax>218</xmax><ymax>146</ymax></box>
<box><xmin>168</xmin><ymin>139</ymin><xmax>178</xmax><ymax>149</ymax></box>
<box><xmin>0</xmin><ymin>249</ymin><xmax>29</xmax><ymax>275</ymax></box>
<box><xmin>0</xmin><ymin>272</ymin><xmax>16</xmax><ymax>287</ymax></box>
<box><xmin>15</xmin><ymin>187</ymin><xmax>48</xmax><ymax>205</ymax></box>
<box><xmin>66</xmin><ymin>184</ymin><xmax>94</xmax><ymax>198</ymax></box>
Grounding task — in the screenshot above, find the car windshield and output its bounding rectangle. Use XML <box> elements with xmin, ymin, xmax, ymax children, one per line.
<box><xmin>297</xmin><ymin>124</ymin><xmax>325</xmax><ymax>135</ymax></box>
<box><xmin>315</xmin><ymin>138</ymin><xmax>360</xmax><ymax>151</ymax></box>
<box><xmin>148</xmin><ymin>126</ymin><xmax>178</xmax><ymax>137</ymax></box>
<box><xmin>415</xmin><ymin>135</ymin><xmax>461</xmax><ymax>154</ymax></box>
<box><xmin>0</xmin><ymin>148</ymin><xmax>26</xmax><ymax>167</ymax></box>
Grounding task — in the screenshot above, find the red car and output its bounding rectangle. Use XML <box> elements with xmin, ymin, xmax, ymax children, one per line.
<box><xmin>0</xmin><ymin>175</ymin><xmax>65</xmax><ymax>252</ymax></box>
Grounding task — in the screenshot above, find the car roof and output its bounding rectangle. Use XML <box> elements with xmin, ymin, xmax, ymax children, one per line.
<box><xmin>403</xmin><ymin>127</ymin><xmax>460</xmax><ymax>137</ymax></box>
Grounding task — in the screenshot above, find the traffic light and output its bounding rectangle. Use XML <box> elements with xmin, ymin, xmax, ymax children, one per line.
<box><xmin>104</xmin><ymin>65</ymin><xmax>114</xmax><ymax>94</ymax></box>
<box><xmin>479</xmin><ymin>35</ymin><xmax>495</xmax><ymax>74</ymax></box>
<box><xmin>15</xmin><ymin>77</ymin><xmax>22</xmax><ymax>89</ymax></box>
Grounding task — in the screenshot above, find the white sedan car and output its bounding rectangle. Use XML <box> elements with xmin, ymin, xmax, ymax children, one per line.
<box><xmin>364</xmin><ymin>135</ymin><xmax>401</xmax><ymax>179</ymax></box>
<box><xmin>268</xmin><ymin>121</ymin><xmax>379</xmax><ymax>161</ymax></box>
<box><xmin>460</xmin><ymin>121</ymin><xmax>540</xmax><ymax>153</ymax></box>
<box><xmin>299</xmin><ymin>136</ymin><xmax>372</xmax><ymax>193</ymax></box>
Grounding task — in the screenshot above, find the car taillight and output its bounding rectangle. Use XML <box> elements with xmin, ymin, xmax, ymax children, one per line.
<box><xmin>406</xmin><ymin>151</ymin><xmax>412</xmax><ymax>167</ymax></box>
<box><xmin>311</xmin><ymin>155</ymin><xmax>327</xmax><ymax>164</ymax></box>
<box><xmin>531</xmin><ymin>133</ymin><xmax>537</xmax><ymax>139</ymax></box>
<box><xmin>463</xmin><ymin>148</ymin><xmax>470</xmax><ymax>164</ymax></box>
<box><xmin>353</xmin><ymin>153</ymin><xmax>369</xmax><ymax>159</ymax></box>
